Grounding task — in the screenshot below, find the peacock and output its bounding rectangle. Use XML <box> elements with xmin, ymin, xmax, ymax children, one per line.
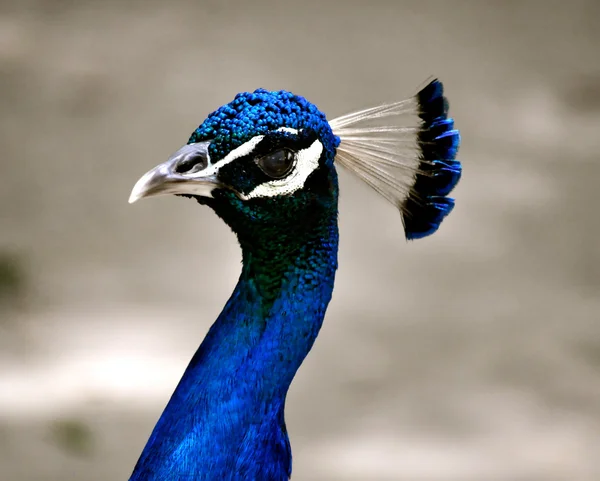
<box><xmin>128</xmin><ymin>79</ymin><xmax>461</xmax><ymax>480</ymax></box>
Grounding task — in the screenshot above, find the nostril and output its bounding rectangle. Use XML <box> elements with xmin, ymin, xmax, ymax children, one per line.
<box><xmin>174</xmin><ymin>154</ymin><xmax>208</xmax><ymax>174</ymax></box>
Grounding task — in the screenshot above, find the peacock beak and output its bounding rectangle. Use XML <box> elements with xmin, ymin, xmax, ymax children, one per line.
<box><xmin>129</xmin><ymin>141</ymin><xmax>221</xmax><ymax>204</ymax></box>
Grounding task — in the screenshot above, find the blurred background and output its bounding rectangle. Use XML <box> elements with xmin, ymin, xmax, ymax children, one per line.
<box><xmin>1</xmin><ymin>0</ymin><xmax>599</xmax><ymax>479</ymax></box>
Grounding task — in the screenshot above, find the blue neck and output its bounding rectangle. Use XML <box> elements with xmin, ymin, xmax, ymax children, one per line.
<box><xmin>129</xmin><ymin>217</ymin><xmax>338</xmax><ymax>481</ymax></box>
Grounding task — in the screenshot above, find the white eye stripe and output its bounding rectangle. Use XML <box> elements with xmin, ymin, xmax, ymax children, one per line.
<box><xmin>184</xmin><ymin>129</ymin><xmax>321</xmax><ymax>200</ymax></box>
<box><xmin>186</xmin><ymin>128</ymin><xmax>300</xmax><ymax>179</ymax></box>
<box><xmin>276</xmin><ymin>127</ymin><xmax>299</xmax><ymax>134</ymax></box>
<box><xmin>241</xmin><ymin>139</ymin><xmax>323</xmax><ymax>200</ymax></box>
<box><xmin>185</xmin><ymin>135</ymin><xmax>265</xmax><ymax>179</ymax></box>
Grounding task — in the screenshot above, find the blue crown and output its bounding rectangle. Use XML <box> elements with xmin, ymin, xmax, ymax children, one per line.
<box><xmin>189</xmin><ymin>89</ymin><xmax>340</xmax><ymax>163</ymax></box>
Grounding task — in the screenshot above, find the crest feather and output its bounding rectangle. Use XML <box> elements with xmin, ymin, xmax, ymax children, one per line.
<box><xmin>330</xmin><ymin>79</ymin><xmax>461</xmax><ymax>240</ymax></box>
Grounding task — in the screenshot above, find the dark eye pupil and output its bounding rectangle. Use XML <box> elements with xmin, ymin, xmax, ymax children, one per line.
<box><xmin>257</xmin><ymin>149</ymin><xmax>295</xmax><ymax>179</ymax></box>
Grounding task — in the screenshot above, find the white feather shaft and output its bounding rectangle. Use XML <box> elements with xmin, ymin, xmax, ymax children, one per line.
<box><xmin>329</xmin><ymin>99</ymin><xmax>417</xmax><ymax>129</ymax></box>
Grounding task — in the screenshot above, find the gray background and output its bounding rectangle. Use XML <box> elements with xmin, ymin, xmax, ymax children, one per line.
<box><xmin>1</xmin><ymin>1</ymin><xmax>599</xmax><ymax>480</ymax></box>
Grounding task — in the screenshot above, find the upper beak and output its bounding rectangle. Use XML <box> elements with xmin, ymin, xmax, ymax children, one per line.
<box><xmin>129</xmin><ymin>141</ymin><xmax>221</xmax><ymax>204</ymax></box>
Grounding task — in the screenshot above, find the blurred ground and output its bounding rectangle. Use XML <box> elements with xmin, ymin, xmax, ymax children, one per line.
<box><xmin>1</xmin><ymin>1</ymin><xmax>600</xmax><ymax>480</ymax></box>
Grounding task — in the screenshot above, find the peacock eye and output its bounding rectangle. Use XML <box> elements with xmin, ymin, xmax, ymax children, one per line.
<box><xmin>256</xmin><ymin>149</ymin><xmax>296</xmax><ymax>179</ymax></box>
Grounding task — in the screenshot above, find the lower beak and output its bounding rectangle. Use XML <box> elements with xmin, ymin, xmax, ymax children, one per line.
<box><xmin>128</xmin><ymin>142</ymin><xmax>220</xmax><ymax>204</ymax></box>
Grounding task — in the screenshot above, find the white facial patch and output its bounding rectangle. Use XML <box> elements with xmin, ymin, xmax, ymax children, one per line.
<box><xmin>185</xmin><ymin>128</ymin><xmax>322</xmax><ymax>200</ymax></box>
<box><xmin>276</xmin><ymin>127</ymin><xmax>299</xmax><ymax>134</ymax></box>
<box><xmin>241</xmin><ymin>139</ymin><xmax>324</xmax><ymax>200</ymax></box>
<box><xmin>186</xmin><ymin>135</ymin><xmax>265</xmax><ymax>179</ymax></box>
<box><xmin>188</xmin><ymin>128</ymin><xmax>301</xmax><ymax>181</ymax></box>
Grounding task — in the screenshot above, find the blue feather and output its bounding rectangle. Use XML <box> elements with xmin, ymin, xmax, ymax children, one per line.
<box><xmin>401</xmin><ymin>79</ymin><xmax>461</xmax><ymax>239</ymax></box>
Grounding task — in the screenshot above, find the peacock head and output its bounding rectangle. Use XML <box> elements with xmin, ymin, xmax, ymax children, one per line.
<box><xmin>130</xmin><ymin>80</ymin><xmax>461</xmax><ymax>242</ymax></box>
<box><xmin>129</xmin><ymin>89</ymin><xmax>340</xmax><ymax>241</ymax></box>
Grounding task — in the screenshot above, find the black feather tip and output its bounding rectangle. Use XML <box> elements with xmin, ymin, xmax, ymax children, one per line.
<box><xmin>401</xmin><ymin>79</ymin><xmax>461</xmax><ymax>240</ymax></box>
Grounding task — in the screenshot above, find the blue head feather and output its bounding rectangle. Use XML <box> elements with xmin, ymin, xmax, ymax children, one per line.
<box><xmin>183</xmin><ymin>89</ymin><xmax>341</xmax><ymax>244</ymax></box>
<box><xmin>190</xmin><ymin>89</ymin><xmax>340</xmax><ymax>162</ymax></box>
